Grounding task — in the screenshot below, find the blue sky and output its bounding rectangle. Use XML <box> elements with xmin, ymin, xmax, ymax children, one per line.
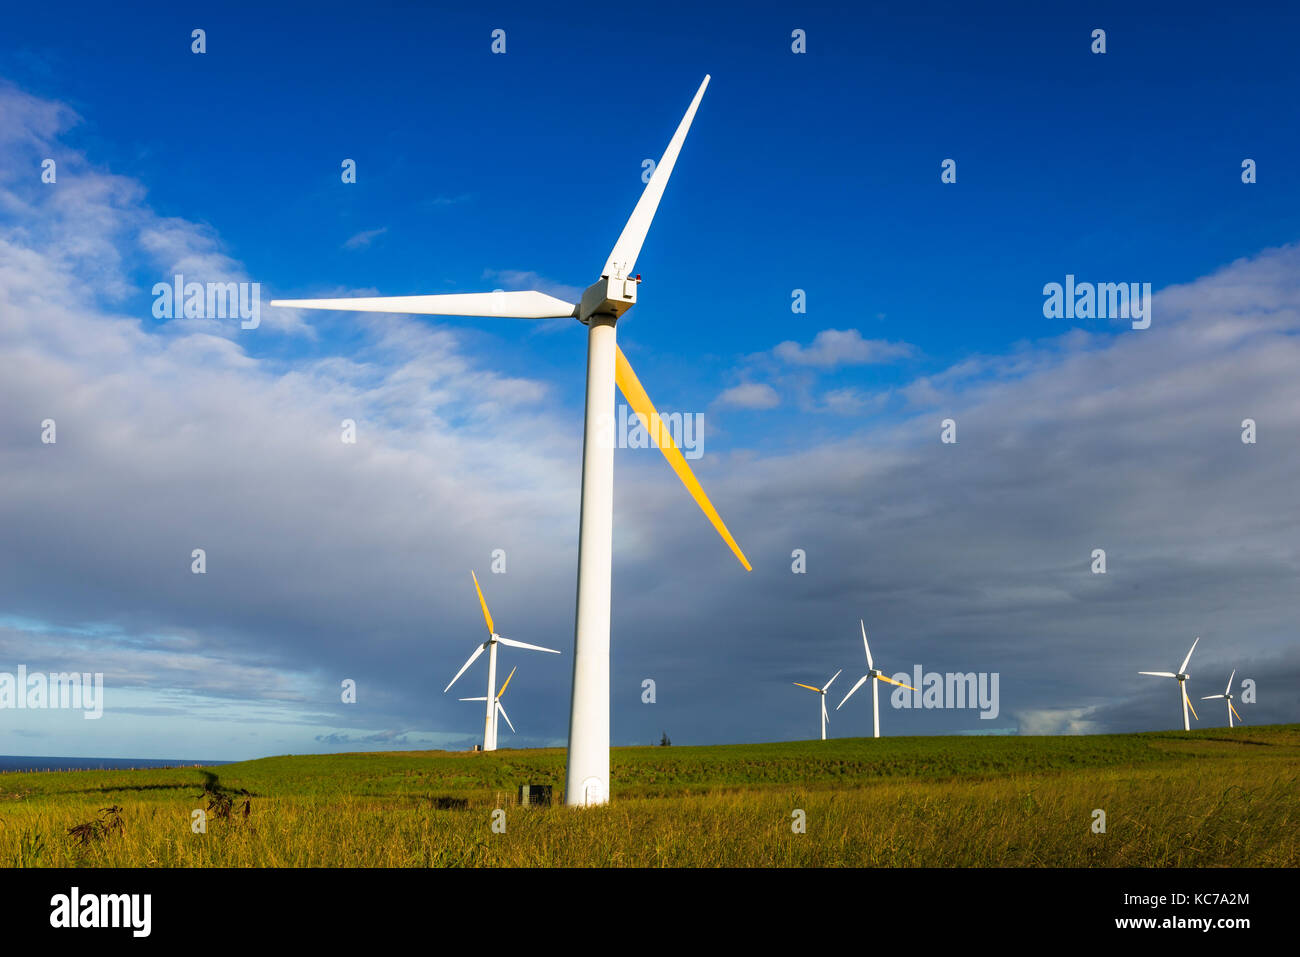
<box><xmin>1</xmin><ymin>1</ymin><xmax>1299</xmax><ymax>759</ymax></box>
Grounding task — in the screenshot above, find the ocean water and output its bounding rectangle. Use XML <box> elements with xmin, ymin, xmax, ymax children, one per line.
<box><xmin>0</xmin><ymin>755</ymin><xmax>228</xmax><ymax>773</ymax></box>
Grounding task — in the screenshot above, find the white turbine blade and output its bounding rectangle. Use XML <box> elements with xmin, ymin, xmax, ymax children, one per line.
<box><xmin>1225</xmin><ymin>669</ymin><xmax>1236</xmax><ymax>695</ymax></box>
<box><xmin>1179</xmin><ymin>636</ymin><xmax>1199</xmax><ymax>674</ymax></box>
<box><xmin>269</xmin><ymin>291</ymin><xmax>577</xmax><ymax>319</ymax></box>
<box><xmin>1139</xmin><ymin>671</ymin><xmax>1177</xmax><ymax>678</ymax></box>
<box><xmin>459</xmin><ymin>696</ymin><xmax>488</xmax><ymax>701</ymax></box>
<box><xmin>496</xmin><ymin>701</ymin><xmax>515</xmax><ymax>734</ymax></box>
<box><xmin>837</xmin><ymin>675</ymin><xmax>868</xmax><ymax>710</ymax></box>
<box><xmin>495</xmin><ymin>636</ymin><xmax>561</xmax><ymax>655</ymax></box>
<box><xmin>822</xmin><ymin>669</ymin><xmax>843</xmax><ymax>693</ymax></box>
<box><xmin>821</xmin><ymin>699</ymin><xmax>829</xmax><ymax>726</ymax></box>
<box><xmin>860</xmin><ymin>620</ymin><xmax>874</xmax><ymax>669</ymax></box>
<box><xmin>443</xmin><ymin>642</ymin><xmax>486</xmax><ymax>693</ymax></box>
<box><xmin>1200</xmin><ymin>694</ymin><xmax>1224</xmax><ymax>700</ymax></box>
<box><xmin>600</xmin><ymin>75</ymin><xmax>710</xmax><ymax>280</ymax></box>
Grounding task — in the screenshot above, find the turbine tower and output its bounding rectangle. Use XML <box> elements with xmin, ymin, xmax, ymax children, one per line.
<box><xmin>837</xmin><ymin>620</ymin><xmax>917</xmax><ymax>738</ymax></box>
<box><xmin>793</xmin><ymin>670</ymin><xmax>841</xmax><ymax>740</ymax></box>
<box><xmin>272</xmin><ymin>77</ymin><xmax>750</xmax><ymax>805</ymax></box>
<box><xmin>1139</xmin><ymin>636</ymin><xmax>1200</xmax><ymax>731</ymax></box>
<box><xmin>461</xmin><ymin>666</ymin><xmax>518</xmax><ymax>745</ymax></box>
<box><xmin>444</xmin><ymin>571</ymin><xmax>559</xmax><ymax>751</ymax></box>
<box><xmin>1201</xmin><ymin>669</ymin><xmax>1244</xmax><ymax>728</ymax></box>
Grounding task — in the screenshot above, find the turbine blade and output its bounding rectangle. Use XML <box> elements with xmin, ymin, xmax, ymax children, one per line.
<box><xmin>860</xmin><ymin>620</ymin><xmax>874</xmax><ymax>669</ymax></box>
<box><xmin>471</xmin><ymin>570</ymin><xmax>495</xmax><ymax>637</ymax></box>
<box><xmin>1200</xmin><ymin>694</ymin><xmax>1224</xmax><ymax>700</ymax></box>
<box><xmin>877</xmin><ymin>675</ymin><xmax>917</xmax><ymax>691</ymax></box>
<box><xmin>1179</xmin><ymin>636</ymin><xmax>1199</xmax><ymax>675</ymax></box>
<box><xmin>269</xmin><ymin>291</ymin><xmax>577</xmax><ymax>319</ymax></box>
<box><xmin>822</xmin><ymin>699</ymin><xmax>829</xmax><ymax>725</ymax></box>
<box><xmin>614</xmin><ymin>346</ymin><xmax>751</xmax><ymax>570</ymax></box>
<box><xmin>1139</xmin><ymin>672</ymin><xmax>1177</xmax><ymax>678</ymax></box>
<box><xmin>497</xmin><ymin>665</ymin><xmax>517</xmax><ymax>699</ymax></box>
<box><xmin>1226</xmin><ymin>669</ymin><xmax>1236</xmax><ymax>695</ymax></box>
<box><xmin>1229</xmin><ymin>701</ymin><xmax>1244</xmax><ymax>724</ymax></box>
<box><xmin>496</xmin><ymin>701</ymin><xmax>515</xmax><ymax>733</ymax></box>
<box><xmin>601</xmin><ymin>75</ymin><xmax>710</xmax><ymax>280</ymax></box>
<box><xmin>459</xmin><ymin>696</ymin><xmax>488</xmax><ymax>701</ymax></box>
<box><xmin>443</xmin><ymin>643</ymin><xmax>486</xmax><ymax>693</ymax></box>
<box><xmin>837</xmin><ymin>675</ymin><xmax>868</xmax><ymax>710</ymax></box>
<box><xmin>822</xmin><ymin>669</ymin><xmax>842</xmax><ymax>693</ymax></box>
<box><xmin>495</xmin><ymin>636</ymin><xmax>561</xmax><ymax>654</ymax></box>
<box><xmin>792</xmin><ymin>683</ymin><xmax>822</xmax><ymax>693</ymax></box>
<box><xmin>1183</xmin><ymin>687</ymin><xmax>1199</xmax><ymax>721</ymax></box>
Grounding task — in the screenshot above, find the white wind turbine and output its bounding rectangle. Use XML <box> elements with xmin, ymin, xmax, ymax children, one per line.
<box><xmin>836</xmin><ymin>621</ymin><xmax>917</xmax><ymax>738</ymax></box>
<box><xmin>792</xmin><ymin>670</ymin><xmax>842</xmax><ymax>740</ymax></box>
<box><xmin>444</xmin><ymin>571</ymin><xmax>559</xmax><ymax>751</ymax></box>
<box><xmin>1201</xmin><ymin>669</ymin><xmax>1244</xmax><ymax>728</ymax></box>
<box><xmin>273</xmin><ymin>76</ymin><xmax>750</xmax><ymax>805</ymax></box>
<box><xmin>460</xmin><ymin>665</ymin><xmax>519</xmax><ymax>746</ymax></box>
<box><xmin>1139</xmin><ymin>636</ymin><xmax>1200</xmax><ymax>731</ymax></box>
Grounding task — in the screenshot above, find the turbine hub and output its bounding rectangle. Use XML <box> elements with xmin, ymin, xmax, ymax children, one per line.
<box><xmin>578</xmin><ymin>276</ymin><xmax>637</xmax><ymax>324</ymax></box>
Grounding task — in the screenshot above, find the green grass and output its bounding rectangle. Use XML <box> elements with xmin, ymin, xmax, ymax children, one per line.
<box><xmin>1</xmin><ymin>725</ymin><xmax>1296</xmax><ymax>867</ymax></box>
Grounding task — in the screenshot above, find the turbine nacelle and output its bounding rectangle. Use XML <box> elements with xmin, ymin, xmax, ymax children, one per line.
<box><xmin>578</xmin><ymin>275</ymin><xmax>638</xmax><ymax>324</ymax></box>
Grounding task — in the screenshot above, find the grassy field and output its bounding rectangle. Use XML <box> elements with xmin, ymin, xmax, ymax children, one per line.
<box><xmin>1</xmin><ymin>725</ymin><xmax>1296</xmax><ymax>867</ymax></box>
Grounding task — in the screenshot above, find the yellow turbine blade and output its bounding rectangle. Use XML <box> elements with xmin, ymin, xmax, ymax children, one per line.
<box><xmin>877</xmin><ymin>675</ymin><xmax>917</xmax><ymax>691</ymax></box>
<box><xmin>792</xmin><ymin>683</ymin><xmax>821</xmax><ymax>692</ymax></box>
<box><xmin>471</xmin><ymin>570</ymin><xmax>494</xmax><ymax>636</ymax></box>
<box><xmin>1229</xmin><ymin>701</ymin><xmax>1244</xmax><ymax>724</ymax></box>
<box><xmin>497</xmin><ymin>665</ymin><xmax>516</xmax><ymax>699</ymax></box>
<box><xmin>1184</xmin><ymin>688</ymin><xmax>1199</xmax><ymax>721</ymax></box>
<box><xmin>614</xmin><ymin>346</ymin><xmax>752</xmax><ymax>571</ymax></box>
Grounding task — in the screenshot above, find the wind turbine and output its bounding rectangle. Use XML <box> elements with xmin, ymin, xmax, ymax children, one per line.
<box><xmin>1201</xmin><ymin>670</ymin><xmax>1244</xmax><ymax>728</ymax></box>
<box><xmin>444</xmin><ymin>571</ymin><xmax>559</xmax><ymax>751</ymax></box>
<box><xmin>272</xmin><ymin>76</ymin><xmax>750</xmax><ymax>805</ymax></box>
<box><xmin>836</xmin><ymin>620</ymin><xmax>916</xmax><ymax>738</ymax></box>
<box><xmin>1139</xmin><ymin>636</ymin><xmax>1200</xmax><ymax>731</ymax></box>
<box><xmin>793</xmin><ymin>670</ymin><xmax>842</xmax><ymax>740</ymax></box>
<box><xmin>461</xmin><ymin>666</ymin><xmax>519</xmax><ymax>746</ymax></box>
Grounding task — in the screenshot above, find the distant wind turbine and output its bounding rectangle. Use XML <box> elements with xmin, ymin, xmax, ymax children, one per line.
<box><xmin>836</xmin><ymin>621</ymin><xmax>917</xmax><ymax>738</ymax></box>
<box><xmin>272</xmin><ymin>75</ymin><xmax>749</xmax><ymax>805</ymax></box>
<box><xmin>1139</xmin><ymin>636</ymin><xmax>1200</xmax><ymax>731</ymax></box>
<box><xmin>461</xmin><ymin>665</ymin><xmax>519</xmax><ymax>745</ymax></box>
<box><xmin>1201</xmin><ymin>669</ymin><xmax>1244</xmax><ymax>728</ymax></box>
<box><xmin>793</xmin><ymin>669</ymin><xmax>842</xmax><ymax>740</ymax></box>
<box><xmin>444</xmin><ymin>572</ymin><xmax>559</xmax><ymax>751</ymax></box>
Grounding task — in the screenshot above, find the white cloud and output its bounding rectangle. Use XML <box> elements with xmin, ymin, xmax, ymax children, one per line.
<box><xmin>820</xmin><ymin>387</ymin><xmax>888</xmax><ymax>415</ymax></box>
<box><xmin>774</xmin><ymin>328</ymin><xmax>914</xmax><ymax>367</ymax></box>
<box><xmin>3</xmin><ymin>82</ymin><xmax>1300</xmax><ymax>755</ymax></box>
<box><xmin>481</xmin><ymin>268</ymin><xmax>583</xmax><ymax>305</ymax></box>
<box><xmin>1013</xmin><ymin>708</ymin><xmax>1102</xmax><ymax>735</ymax></box>
<box><xmin>716</xmin><ymin>382</ymin><xmax>779</xmax><ymax>409</ymax></box>
<box><xmin>0</xmin><ymin>85</ymin><xmax>581</xmax><ymax>755</ymax></box>
<box><xmin>342</xmin><ymin>227</ymin><xmax>388</xmax><ymax>250</ymax></box>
